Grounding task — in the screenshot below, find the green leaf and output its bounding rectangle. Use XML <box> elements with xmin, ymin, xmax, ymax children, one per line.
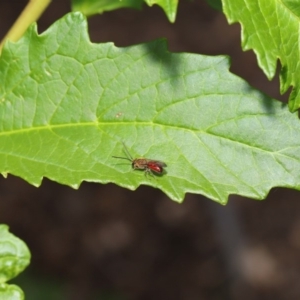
<box><xmin>0</xmin><ymin>284</ymin><xmax>24</xmax><ymax>300</ymax></box>
<box><xmin>0</xmin><ymin>225</ymin><xmax>30</xmax><ymax>283</ymax></box>
<box><xmin>1</xmin><ymin>12</ymin><xmax>300</xmax><ymax>204</ymax></box>
<box><xmin>222</xmin><ymin>0</ymin><xmax>300</xmax><ymax>112</ymax></box>
<box><xmin>145</xmin><ymin>0</ymin><xmax>178</xmax><ymax>22</ymax></box>
<box><xmin>72</xmin><ymin>0</ymin><xmax>144</xmax><ymax>16</ymax></box>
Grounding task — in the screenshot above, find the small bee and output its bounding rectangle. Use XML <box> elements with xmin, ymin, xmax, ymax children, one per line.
<box><xmin>112</xmin><ymin>142</ymin><xmax>167</xmax><ymax>176</ymax></box>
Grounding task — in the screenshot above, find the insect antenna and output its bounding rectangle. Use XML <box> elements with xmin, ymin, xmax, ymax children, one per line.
<box><xmin>112</xmin><ymin>142</ymin><xmax>133</xmax><ymax>162</ymax></box>
<box><xmin>121</xmin><ymin>141</ymin><xmax>133</xmax><ymax>160</ymax></box>
<box><xmin>112</xmin><ymin>155</ymin><xmax>132</xmax><ymax>162</ymax></box>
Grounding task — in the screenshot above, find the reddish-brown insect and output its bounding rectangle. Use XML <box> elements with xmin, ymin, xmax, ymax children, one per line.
<box><xmin>112</xmin><ymin>142</ymin><xmax>167</xmax><ymax>176</ymax></box>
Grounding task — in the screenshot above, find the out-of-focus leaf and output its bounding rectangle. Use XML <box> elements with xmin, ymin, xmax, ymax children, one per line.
<box><xmin>72</xmin><ymin>0</ymin><xmax>144</xmax><ymax>16</ymax></box>
<box><xmin>0</xmin><ymin>225</ymin><xmax>30</xmax><ymax>300</ymax></box>
<box><xmin>145</xmin><ymin>0</ymin><xmax>178</xmax><ymax>22</ymax></box>
<box><xmin>0</xmin><ymin>225</ymin><xmax>30</xmax><ymax>283</ymax></box>
<box><xmin>0</xmin><ymin>284</ymin><xmax>24</xmax><ymax>300</ymax></box>
<box><xmin>206</xmin><ymin>0</ymin><xmax>222</xmax><ymax>11</ymax></box>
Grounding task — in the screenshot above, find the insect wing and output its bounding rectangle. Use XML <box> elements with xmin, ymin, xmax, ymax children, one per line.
<box><xmin>147</xmin><ymin>160</ymin><xmax>167</xmax><ymax>174</ymax></box>
<box><xmin>155</xmin><ymin>160</ymin><xmax>167</xmax><ymax>167</ymax></box>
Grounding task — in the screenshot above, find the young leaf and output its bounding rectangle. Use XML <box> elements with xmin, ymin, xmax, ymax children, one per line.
<box><xmin>72</xmin><ymin>0</ymin><xmax>144</xmax><ymax>16</ymax></box>
<box><xmin>0</xmin><ymin>225</ymin><xmax>30</xmax><ymax>300</ymax></box>
<box><xmin>222</xmin><ymin>0</ymin><xmax>300</xmax><ymax>112</ymax></box>
<box><xmin>0</xmin><ymin>284</ymin><xmax>24</xmax><ymax>300</ymax></box>
<box><xmin>0</xmin><ymin>225</ymin><xmax>30</xmax><ymax>282</ymax></box>
<box><xmin>1</xmin><ymin>12</ymin><xmax>300</xmax><ymax>204</ymax></box>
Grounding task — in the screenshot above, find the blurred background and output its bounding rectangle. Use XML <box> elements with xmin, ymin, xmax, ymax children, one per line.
<box><xmin>0</xmin><ymin>1</ymin><xmax>299</xmax><ymax>299</ymax></box>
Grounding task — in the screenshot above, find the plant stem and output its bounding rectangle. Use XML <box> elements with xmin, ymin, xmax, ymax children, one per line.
<box><xmin>0</xmin><ymin>0</ymin><xmax>51</xmax><ymax>51</ymax></box>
